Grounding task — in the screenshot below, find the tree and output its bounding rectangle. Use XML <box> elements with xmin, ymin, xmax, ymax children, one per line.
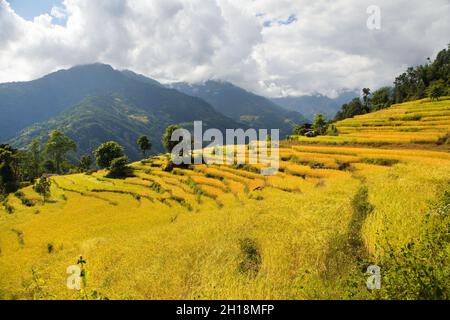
<box><xmin>362</xmin><ymin>88</ymin><xmax>371</xmax><ymax>111</ymax></box>
<box><xmin>0</xmin><ymin>144</ymin><xmax>20</xmax><ymax>194</ymax></box>
<box><xmin>94</xmin><ymin>141</ymin><xmax>124</xmax><ymax>169</ymax></box>
<box><xmin>42</xmin><ymin>160</ymin><xmax>56</xmax><ymax>173</ymax></box>
<box><xmin>33</xmin><ymin>176</ymin><xmax>51</xmax><ymax>202</ymax></box>
<box><xmin>27</xmin><ymin>139</ymin><xmax>42</xmax><ymax>180</ymax></box>
<box><xmin>137</xmin><ymin>135</ymin><xmax>152</xmax><ymax>158</ymax></box>
<box><xmin>370</xmin><ymin>87</ymin><xmax>393</xmax><ymax>111</ymax></box>
<box><xmin>79</xmin><ymin>154</ymin><xmax>93</xmax><ymax>171</ymax></box>
<box><xmin>334</xmin><ymin>98</ymin><xmax>366</xmax><ymax>121</ymax></box>
<box><xmin>292</xmin><ymin>124</ymin><xmax>312</xmax><ymax>136</ymax></box>
<box><xmin>45</xmin><ymin>130</ymin><xmax>77</xmax><ymax>174</ymax></box>
<box><xmin>162</xmin><ymin>125</ymin><xmax>182</xmax><ymax>153</ymax></box>
<box><xmin>428</xmin><ymin>80</ymin><xmax>446</xmax><ymax>101</ymax></box>
<box><xmin>108</xmin><ymin>156</ymin><xmax>130</xmax><ymax>178</ymax></box>
<box><xmin>312</xmin><ymin>113</ymin><xmax>328</xmax><ymax>135</ymax></box>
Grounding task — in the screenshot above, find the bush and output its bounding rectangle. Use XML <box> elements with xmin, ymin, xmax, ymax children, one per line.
<box><xmin>374</xmin><ymin>184</ymin><xmax>450</xmax><ymax>299</ymax></box>
<box><xmin>238</xmin><ymin>238</ymin><xmax>262</xmax><ymax>275</ymax></box>
<box><xmin>361</xmin><ymin>158</ymin><xmax>400</xmax><ymax>166</ymax></box>
<box><xmin>14</xmin><ymin>191</ymin><xmax>35</xmax><ymax>207</ymax></box>
<box><xmin>108</xmin><ymin>156</ymin><xmax>131</xmax><ymax>178</ymax></box>
<box><xmin>327</xmin><ymin>124</ymin><xmax>339</xmax><ymax>136</ymax></box>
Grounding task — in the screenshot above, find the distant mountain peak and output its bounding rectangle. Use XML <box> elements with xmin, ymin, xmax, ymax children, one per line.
<box><xmin>169</xmin><ymin>80</ymin><xmax>307</xmax><ymax>136</ymax></box>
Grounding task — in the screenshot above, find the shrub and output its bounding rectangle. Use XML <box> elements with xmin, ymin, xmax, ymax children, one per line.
<box><xmin>108</xmin><ymin>156</ymin><xmax>131</xmax><ymax>178</ymax></box>
<box><xmin>327</xmin><ymin>124</ymin><xmax>339</xmax><ymax>136</ymax></box>
<box><xmin>14</xmin><ymin>191</ymin><xmax>35</xmax><ymax>207</ymax></box>
<box><xmin>437</xmin><ymin>132</ymin><xmax>450</xmax><ymax>145</ymax></box>
<box><xmin>238</xmin><ymin>238</ymin><xmax>262</xmax><ymax>275</ymax></box>
<box><xmin>401</xmin><ymin>114</ymin><xmax>422</xmax><ymax>121</ymax></box>
<box><xmin>361</xmin><ymin>158</ymin><xmax>400</xmax><ymax>166</ymax></box>
<box><xmin>374</xmin><ymin>184</ymin><xmax>450</xmax><ymax>299</ymax></box>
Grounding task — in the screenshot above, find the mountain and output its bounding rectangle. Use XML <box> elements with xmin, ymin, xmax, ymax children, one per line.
<box><xmin>1</xmin><ymin>64</ymin><xmax>242</xmax><ymax>159</ymax></box>
<box><xmin>168</xmin><ymin>80</ymin><xmax>307</xmax><ymax>137</ymax></box>
<box><xmin>271</xmin><ymin>91</ymin><xmax>358</xmax><ymax>122</ymax></box>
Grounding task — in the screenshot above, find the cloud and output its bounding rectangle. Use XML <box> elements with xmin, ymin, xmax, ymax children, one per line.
<box><xmin>0</xmin><ymin>0</ymin><xmax>448</xmax><ymax>97</ymax></box>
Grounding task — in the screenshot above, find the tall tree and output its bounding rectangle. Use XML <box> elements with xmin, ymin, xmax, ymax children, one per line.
<box><xmin>362</xmin><ymin>88</ymin><xmax>371</xmax><ymax>111</ymax></box>
<box><xmin>27</xmin><ymin>139</ymin><xmax>42</xmax><ymax>180</ymax></box>
<box><xmin>370</xmin><ymin>87</ymin><xmax>393</xmax><ymax>111</ymax></box>
<box><xmin>0</xmin><ymin>145</ymin><xmax>20</xmax><ymax>194</ymax></box>
<box><xmin>428</xmin><ymin>80</ymin><xmax>446</xmax><ymax>101</ymax></box>
<box><xmin>137</xmin><ymin>135</ymin><xmax>152</xmax><ymax>158</ymax></box>
<box><xmin>312</xmin><ymin>113</ymin><xmax>328</xmax><ymax>135</ymax></box>
<box><xmin>45</xmin><ymin>130</ymin><xmax>77</xmax><ymax>174</ymax></box>
<box><xmin>79</xmin><ymin>154</ymin><xmax>93</xmax><ymax>171</ymax></box>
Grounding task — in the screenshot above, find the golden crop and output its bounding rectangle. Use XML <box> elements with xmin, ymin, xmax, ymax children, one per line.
<box><xmin>1</xmin><ymin>98</ymin><xmax>450</xmax><ymax>299</ymax></box>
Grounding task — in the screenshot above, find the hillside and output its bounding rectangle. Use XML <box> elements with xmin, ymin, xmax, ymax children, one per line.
<box><xmin>1</xmin><ymin>98</ymin><xmax>449</xmax><ymax>299</ymax></box>
<box><xmin>1</xmin><ymin>64</ymin><xmax>242</xmax><ymax>159</ymax></box>
<box><xmin>290</xmin><ymin>97</ymin><xmax>450</xmax><ymax>147</ymax></box>
<box><xmin>169</xmin><ymin>81</ymin><xmax>307</xmax><ymax>137</ymax></box>
<box><xmin>272</xmin><ymin>91</ymin><xmax>358</xmax><ymax>122</ymax></box>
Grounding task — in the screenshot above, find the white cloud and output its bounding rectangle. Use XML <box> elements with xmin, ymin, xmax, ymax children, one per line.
<box><xmin>0</xmin><ymin>0</ymin><xmax>448</xmax><ymax>97</ymax></box>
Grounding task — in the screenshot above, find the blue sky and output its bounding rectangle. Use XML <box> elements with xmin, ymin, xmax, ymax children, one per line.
<box><xmin>7</xmin><ymin>0</ymin><xmax>63</xmax><ymax>20</ymax></box>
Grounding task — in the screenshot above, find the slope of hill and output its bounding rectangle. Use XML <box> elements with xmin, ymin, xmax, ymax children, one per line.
<box><xmin>0</xmin><ymin>64</ymin><xmax>242</xmax><ymax>158</ymax></box>
<box><xmin>271</xmin><ymin>90</ymin><xmax>358</xmax><ymax>121</ymax></box>
<box><xmin>9</xmin><ymin>90</ymin><xmax>241</xmax><ymax>160</ymax></box>
<box><xmin>168</xmin><ymin>81</ymin><xmax>307</xmax><ymax>137</ymax></box>
<box><xmin>1</xmin><ymin>98</ymin><xmax>449</xmax><ymax>299</ymax></box>
<box><xmin>290</xmin><ymin>97</ymin><xmax>450</xmax><ymax>146</ymax></box>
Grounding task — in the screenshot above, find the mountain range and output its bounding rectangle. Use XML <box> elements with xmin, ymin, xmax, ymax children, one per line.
<box><xmin>0</xmin><ymin>63</ymin><xmax>351</xmax><ymax>160</ymax></box>
<box><xmin>271</xmin><ymin>91</ymin><xmax>358</xmax><ymax>121</ymax></box>
<box><xmin>1</xmin><ymin>64</ymin><xmax>242</xmax><ymax>159</ymax></box>
<box><xmin>168</xmin><ymin>81</ymin><xmax>307</xmax><ymax>136</ymax></box>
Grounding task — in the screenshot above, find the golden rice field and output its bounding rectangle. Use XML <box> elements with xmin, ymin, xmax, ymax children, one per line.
<box><xmin>291</xmin><ymin>97</ymin><xmax>450</xmax><ymax>146</ymax></box>
<box><xmin>1</xmin><ymin>99</ymin><xmax>450</xmax><ymax>300</ymax></box>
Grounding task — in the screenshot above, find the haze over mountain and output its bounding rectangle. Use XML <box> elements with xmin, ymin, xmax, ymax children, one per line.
<box><xmin>271</xmin><ymin>91</ymin><xmax>359</xmax><ymax>122</ymax></box>
<box><xmin>1</xmin><ymin>64</ymin><xmax>242</xmax><ymax>159</ymax></box>
<box><xmin>168</xmin><ymin>80</ymin><xmax>307</xmax><ymax>137</ymax></box>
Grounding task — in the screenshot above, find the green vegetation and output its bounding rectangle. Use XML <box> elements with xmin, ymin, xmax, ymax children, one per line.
<box><xmin>44</xmin><ymin>130</ymin><xmax>77</xmax><ymax>174</ymax></box>
<box><xmin>108</xmin><ymin>156</ymin><xmax>131</xmax><ymax>178</ymax></box>
<box><xmin>162</xmin><ymin>125</ymin><xmax>182</xmax><ymax>153</ymax></box>
<box><xmin>335</xmin><ymin>44</ymin><xmax>450</xmax><ymax>121</ymax></box>
<box><xmin>312</xmin><ymin>113</ymin><xmax>328</xmax><ymax>135</ymax></box>
<box><xmin>94</xmin><ymin>141</ymin><xmax>125</xmax><ymax>169</ymax></box>
<box><xmin>33</xmin><ymin>176</ymin><xmax>51</xmax><ymax>202</ymax></box>
<box><xmin>78</xmin><ymin>154</ymin><xmax>93</xmax><ymax>172</ymax></box>
<box><xmin>137</xmin><ymin>135</ymin><xmax>152</xmax><ymax>157</ymax></box>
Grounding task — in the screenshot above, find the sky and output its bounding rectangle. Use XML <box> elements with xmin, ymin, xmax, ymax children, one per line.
<box><xmin>0</xmin><ymin>0</ymin><xmax>449</xmax><ymax>98</ymax></box>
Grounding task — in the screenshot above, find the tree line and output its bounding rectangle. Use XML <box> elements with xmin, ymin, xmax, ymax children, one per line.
<box><xmin>290</xmin><ymin>44</ymin><xmax>450</xmax><ymax>137</ymax></box>
<box><xmin>335</xmin><ymin>44</ymin><xmax>450</xmax><ymax>121</ymax></box>
<box><xmin>0</xmin><ymin>125</ymin><xmax>184</xmax><ymax>197</ymax></box>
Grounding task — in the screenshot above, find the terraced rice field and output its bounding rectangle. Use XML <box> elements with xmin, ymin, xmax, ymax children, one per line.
<box><xmin>1</xmin><ymin>99</ymin><xmax>449</xmax><ymax>299</ymax></box>
<box><xmin>1</xmin><ymin>133</ymin><xmax>449</xmax><ymax>299</ymax></box>
<box><xmin>291</xmin><ymin>97</ymin><xmax>450</xmax><ymax>145</ymax></box>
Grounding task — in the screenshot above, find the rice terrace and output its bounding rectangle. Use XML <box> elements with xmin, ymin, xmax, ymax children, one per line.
<box><xmin>1</xmin><ymin>96</ymin><xmax>449</xmax><ymax>300</ymax></box>
<box><xmin>0</xmin><ymin>0</ymin><xmax>449</xmax><ymax>304</ymax></box>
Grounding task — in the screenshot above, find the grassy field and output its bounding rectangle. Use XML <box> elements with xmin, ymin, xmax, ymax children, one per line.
<box><xmin>1</xmin><ymin>98</ymin><xmax>449</xmax><ymax>299</ymax></box>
